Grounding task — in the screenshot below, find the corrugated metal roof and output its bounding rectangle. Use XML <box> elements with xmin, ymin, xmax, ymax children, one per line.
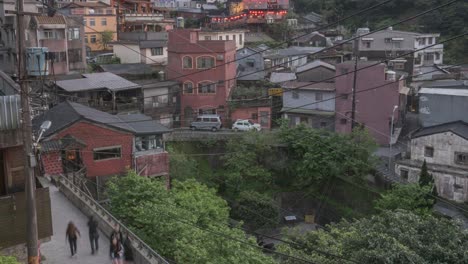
<box><xmin>36</xmin><ymin>15</ymin><xmax>66</xmax><ymax>25</ymax></box>
<box><xmin>56</xmin><ymin>72</ymin><xmax>141</xmax><ymax>92</ymax></box>
<box><xmin>419</xmin><ymin>88</ymin><xmax>468</xmax><ymax>97</ymax></box>
<box><xmin>270</xmin><ymin>72</ymin><xmax>296</xmax><ymax>83</ymax></box>
<box><xmin>296</xmin><ymin>60</ymin><xmax>335</xmax><ymax>73</ymax></box>
<box><xmin>0</xmin><ymin>95</ymin><xmax>21</xmax><ymax>131</ymax></box>
<box><xmin>412</xmin><ymin>121</ymin><xmax>468</xmax><ymax>140</ymax></box>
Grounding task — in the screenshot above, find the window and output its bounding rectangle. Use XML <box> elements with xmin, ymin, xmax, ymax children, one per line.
<box><xmin>424</xmin><ymin>146</ymin><xmax>434</xmax><ymax>158</ymax></box>
<box><xmin>428</xmin><ymin>37</ymin><xmax>433</xmax><ymax>45</ymax></box>
<box><xmin>394</xmin><ymin>63</ymin><xmax>405</xmax><ymax>70</ymax></box>
<box><xmin>83</xmin><ymin>18</ymin><xmax>87</xmax><ymax>26</ymax></box>
<box><xmin>400</xmin><ymin>169</ymin><xmax>409</xmax><ymax>180</ymax></box>
<box><xmin>68</xmin><ymin>49</ymin><xmax>82</xmax><ymax>63</ymax></box>
<box><xmin>106</xmin><ymin>9</ymin><xmax>113</xmax><ymax>14</ymax></box>
<box><xmin>341</xmin><ymin>93</ymin><xmax>349</xmax><ymax>100</ymax></box>
<box><xmin>84</xmin><ymin>35</ymin><xmax>88</xmax><ymax>43</ymax></box>
<box><xmin>320</xmin><ymin>121</ymin><xmax>327</xmax><ymax>128</ymax></box>
<box><xmin>183</xmin><ymin>82</ymin><xmax>194</xmax><ymax>94</ymax></box>
<box><xmin>101</xmin><ymin>18</ymin><xmax>107</xmax><ymax>26</ymax></box>
<box><xmin>198</xmin><ymin>82</ymin><xmax>216</xmax><ymax>94</ymax></box>
<box><xmin>239</xmin><ymin>34</ymin><xmax>243</xmax><ymax>45</ymax></box>
<box><xmin>246</xmin><ymin>58</ymin><xmax>255</xmax><ymax>67</ymax></box>
<box><xmin>68</xmin><ymin>28</ymin><xmax>80</xmax><ymax>40</ymax></box>
<box><xmin>233</xmin><ymin>35</ymin><xmax>236</xmax><ymax>42</ymax></box>
<box><xmin>43</xmin><ymin>30</ymin><xmax>55</xmax><ymax>39</ymax></box>
<box><xmin>455</xmin><ymin>152</ymin><xmax>468</xmax><ymax>165</ymax></box>
<box><xmin>96</xmin><ymin>8</ymin><xmax>103</xmax><ymax>14</ymax></box>
<box><xmin>340</xmin><ymin>118</ymin><xmax>347</xmax><ymax>125</ymax></box>
<box><xmin>384</xmin><ymin>38</ymin><xmax>392</xmax><ymax>43</ymax></box>
<box><xmin>292</xmin><ymin>91</ymin><xmax>299</xmax><ymax>99</ymax></box>
<box><xmin>315</xmin><ymin>92</ymin><xmax>323</xmax><ymax>101</ymax></box>
<box><xmin>51</xmin><ymin>52</ymin><xmax>67</xmax><ymax>62</ymax></box>
<box><xmin>151</xmin><ymin>47</ymin><xmax>163</xmax><ymax>56</ymax></box>
<box><xmin>135</xmin><ymin>135</ymin><xmax>163</xmax><ymax>151</ymax></box>
<box><xmin>418</xmin><ymin>38</ymin><xmax>426</xmax><ymax>45</ymax></box>
<box><xmin>219</xmin><ymin>36</ymin><xmax>223</xmax><ymax>40</ymax></box>
<box><xmin>226</xmin><ymin>35</ymin><xmax>230</xmax><ymax>40</ymax></box>
<box><xmin>251</xmin><ymin>113</ymin><xmax>258</xmax><ymax>119</ymax></box>
<box><xmin>204</xmin><ymin>36</ymin><xmax>211</xmax><ymax>40</ymax></box>
<box><xmin>340</xmin><ymin>68</ymin><xmax>348</xmax><ymax>75</ymax></box>
<box><xmin>424</xmin><ymin>53</ymin><xmax>434</xmax><ymax>61</ymax></box>
<box><xmin>183</xmin><ymin>56</ymin><xmax>193</xmax><ymax>69</ymax></box>
<box><xmin>93</xmin><ymin>146</ymin><xmax>121</xmax><ymax>161</ymax></box>
<box><xmin>90</xmin><ymin>35</ymin><xmax>97</xmax><ymax>43</ymax></box>
<box><xmin>435</xmin><ymin>52</ymin><xmax>440</xmax><ymax>60</ymax></box>
<box><xmin>90</xmin><ymin>18</ymin><xmax>95</xmax><ymax>26</ymax></box>
<box><xmin>197</xmin><ymin>56</ymin><xmax>215</xmax><ymax>69</ymax></box>
<box><xmin>198</xmin><ymin>109</ymin><xmax>217</xmax><ymax>115</ymax></box>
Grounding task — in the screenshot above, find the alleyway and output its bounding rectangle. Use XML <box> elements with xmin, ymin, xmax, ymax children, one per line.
<box><xmin>41</xmin><ymin>184</ymin><xmax>111</xmax><ymax>264</ymax></box>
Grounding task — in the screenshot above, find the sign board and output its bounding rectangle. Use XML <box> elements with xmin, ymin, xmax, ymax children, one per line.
<box><xmin>268</xmin><ymin>88</ymin><xmax>283</xmax><ymax>96</ymax></box>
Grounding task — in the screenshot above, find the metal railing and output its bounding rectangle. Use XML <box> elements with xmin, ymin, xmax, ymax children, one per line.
<box><xmin>57</xmin><ymin>175</ymin><xmax>169</xmax><ymax>264</ymax></box>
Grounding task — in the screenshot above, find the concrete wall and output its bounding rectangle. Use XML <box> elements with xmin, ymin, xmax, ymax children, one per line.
<box><xmin>419</xmin><ymin>93</ymin><xmax>468</xmax><ymax>127</ymax></box>
<box><xmin>142</xmin><ymin>47</ymin><xmax>168</xmax><ymax>65</ymax></box>
<box><xmin>283</xmin><ymin>89</ymin><xmax>335</xmax><ymax>111</ymax></box>
<box><xmin>135</xmin><ymin>151</ymin><xmax>169</xmax><ymax>177</ymax></box>
<box><xmin>113</xmin><ymin>44</ymin><xmax>141</xmax><ymax>64</ymax></box>
<box><xmin>410</xmin><ymin>132</ymin><xmax>468</xmax><ymax>167</ymax></box>
<box><xmin>230</xmin><ymin>106</ymin><xmax>271</xmax><ymax>129</ymax></box>
<box><xmin>357</xmin><ymin>30</ymin><xmax>416</xmax><ymax>52</ymax></box>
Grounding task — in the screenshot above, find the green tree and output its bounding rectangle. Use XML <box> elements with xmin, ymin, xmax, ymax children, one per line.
<box><xmin>222</xmin><ymin>132</ymin><xmax>273</xmax><ymax>197</ymax></box>
<box><xmin>279</xmin><ymin>124</ymin><xmax>377</xmax><ymax>188</ymax></box>
<box><xmin>100</xmin><ymin>30</ymin><xmax>114</xmax><ymax>50</ymax></box>
<box><xmin>168</xmin><ymin>146</ymin><xmax>198</xmax><ymax>182</ymax></box>
<box><xmin>278</xmin><ymin>210</ymin><xmax>468</xmax><ymax>264</ymax></box>
<box><xmin>0</xmin><ymin>256</ymin><xmax>20</xmax><ymax>264</ymax></box>
<box><xmin>374</xmin><ymin>184</ymin><xmax>434</xmax><ymax>215</ymax></box>
<box><xmin>231</xmin><ymin>191</ymin><xmax>279</xmax><ymax>230</ymax></box>
<box><xmin>107</xmin><ymin>172</ymin><xmax>275</xmax><ymax>263</ymax></box>
<box><xmin>419</xmin><ymin>160</ymin><xmax>433</xmax><ymax>186</ymax></box>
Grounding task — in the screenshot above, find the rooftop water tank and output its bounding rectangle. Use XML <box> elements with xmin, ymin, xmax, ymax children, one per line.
<box><xmin>26</xmin><ymin>47</ymin><xmax>49</xmax><ymax>76</ymax></box>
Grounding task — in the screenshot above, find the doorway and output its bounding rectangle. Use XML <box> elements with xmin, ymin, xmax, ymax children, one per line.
<box><xmin>61</xmin><ymin>149</ymin><xmax>83</xmax><ymax>173</ymax></box>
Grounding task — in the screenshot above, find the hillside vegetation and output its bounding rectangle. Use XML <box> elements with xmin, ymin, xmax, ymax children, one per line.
<box><xmin>292</xmin><ymin>0</ymin><xmax>468</xmax><ymax>63</ymax></box>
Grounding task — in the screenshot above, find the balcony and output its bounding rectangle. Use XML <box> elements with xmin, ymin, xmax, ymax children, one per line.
<box><xmin>134</xmin><ymin>150</ymin><xmax>169</xmax><ymax>177</ymax></box>
<box><xmin>0</xmin><ymin>186</ymin><xmax>53</xmax><ymax>249</ymax></box>
<box><xmin>40</xmin><ymin>39</ymin><xmax>67</xmax><ymax>51</ymax></box>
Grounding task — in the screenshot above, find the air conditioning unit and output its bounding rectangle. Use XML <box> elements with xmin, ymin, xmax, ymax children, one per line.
<box><xmin>216</xmin><ymin>54</ymin><xmax>224</xmax><ymax>61</ymax></box>
<box><xmin>196</xmin><ymin>3</ymin><xmax>201</xmax><ymax>8</ymax></box>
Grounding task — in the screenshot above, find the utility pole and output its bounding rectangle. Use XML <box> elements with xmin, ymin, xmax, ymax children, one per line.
<box><xmin>17</xmin><ymin>0</ymin><xmax>39</xmax><ymax>263</ymax></box>
<box><xmin>116</xmin><ymin>0</ymin><xmax>120</xmax><ymax>40</ymax></box>
<box><xmin>351</xmin><ymin>38</ymin><xmax>359</xmax><ymax>130</ymax></box>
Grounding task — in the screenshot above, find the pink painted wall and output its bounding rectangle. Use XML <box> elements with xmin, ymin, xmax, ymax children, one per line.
<box><xmin>41</xmin><ymin>151</ymin><xmax>63</xmax><ymax>177</ymax></box>
<box><xmin>231</xmin><ymin>107</ymin><xmax>271</xmax><ymax>129</ymax></box>
<box><xmin>167</xmin><ymin>29</ymin><xmax>237</xmax><ymax>126</ymax></box>
<box><xmin>135</xmin><ymin>152</ymin><xmax>169</xmax><ymax>177</ymax></box>
<box><xmin>334</xmin><ymin>62</ymin><xmax>400</xmax><ymax>145</ymax></box>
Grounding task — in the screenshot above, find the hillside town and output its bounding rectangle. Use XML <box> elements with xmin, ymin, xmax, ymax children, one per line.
<box><xmin>1</xmin><ymin>0</ymin><xmax>468</xmax><ymax>263</ymax></box>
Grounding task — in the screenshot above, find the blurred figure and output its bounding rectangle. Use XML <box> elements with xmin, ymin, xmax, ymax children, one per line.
<box><xmin>110</xmin><ymin>237</ymin><xmax>124</xmax><ymax>264</ymax></box>
<box><xmin>65</xmin><ymin>221</ymin><xmax>81</xmax><ymax>257</ymax></box>
<box><xmin>87</xmin><ymin>216</ymin><xmax>99</xmax><ymax>254</ymax></box>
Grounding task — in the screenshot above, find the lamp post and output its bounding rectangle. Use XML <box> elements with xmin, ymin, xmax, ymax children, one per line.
<box><xmin>389</xmin><ymin>105</ymin><xmax>398</xmax><ymax>168</ymax></box>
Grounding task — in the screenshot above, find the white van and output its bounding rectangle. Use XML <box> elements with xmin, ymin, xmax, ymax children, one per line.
<box><xmin>190</xmin><ymin>115</ymin><xmax>222</xmax><ymax>132</ymax></box>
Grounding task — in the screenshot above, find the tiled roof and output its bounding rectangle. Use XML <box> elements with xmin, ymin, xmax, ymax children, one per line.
<box><xmin>412</xmin><ymin>121</ymin><xmax>468</xmax><ymax>140</ymax></box>
<box><xmin>33</xmin><ymin>101</ymin><xmax>171</xmax><ymax>138</ymax></box>
<box><xmin>36</xmin><ymin>15</ymin><xmax>66</xmax><ymax>25</ymax></box>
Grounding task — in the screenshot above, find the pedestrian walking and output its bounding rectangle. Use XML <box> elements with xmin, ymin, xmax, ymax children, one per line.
<box><xmin>65</xmin><ymin>221</ymin><xmax>81</xmax><ymax>257</ymax></box>
<box><xmin>110</xmin><ymin>224</ymin><xmax>123</xmax><ymax>243</ymax></box>
<box><xmin>110</xmin><ymin>237</ymin><xmax>124</xmax><ymax>264</ymax></box>
<box><xmin>87</xmin><ymin>216</ymin><xmax>99</xmax><ymax>254</ymax></box>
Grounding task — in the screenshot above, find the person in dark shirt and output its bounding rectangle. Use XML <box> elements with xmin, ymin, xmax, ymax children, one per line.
<box><xmin>65</xmin><ymin>221</ymin><xmax>81</xmax><ymax>257</ymax></box>
<box><xmin>87</xmin><ymin>216</ymin><xmax>99</xmax><ymax>254</ymax></box>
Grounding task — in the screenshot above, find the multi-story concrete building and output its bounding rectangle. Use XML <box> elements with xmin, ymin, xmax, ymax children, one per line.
<box><xmin>167</xmin><ymin>29</ymin><xmax>237</xmax><ymax>126</ymax></box>
<box><xmin>198</xmin><ymin>29</ymin><xmax>247</xmax><ymax>50</ymax></box>
<box><xmin>334</xmin><ymin>61</ymin><xmax>405</xmax><ymax>145</ymax></box>
<box><xmin>60</xmin><ymin>1</ymin><xmax>117</xmax><ymax>52</ymax></box>
<box><xmin>112</xmin><ymin>32</ymin><xmax>168</xmax><ymax>64</ymax></box>
<box><xmin>395</xmin><ymin>121</ymin><xmax>468</xmax><ymax>202</ymax></box>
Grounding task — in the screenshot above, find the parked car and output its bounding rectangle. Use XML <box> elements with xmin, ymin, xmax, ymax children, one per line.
<box><xmin>232</xmin><ymin>119</ymin><xmax>261</xmax><ymax>132</ymax></box>
<box><xmin>190</xmin><ymin>115</ymin><xmax>222</xmax><ymax>132</ymax></box>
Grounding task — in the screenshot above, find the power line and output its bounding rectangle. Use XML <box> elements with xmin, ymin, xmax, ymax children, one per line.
<box><xmin>43</xmin><ymin>0</ymin><xmax>459</xmax><ymax>104</ymax></box>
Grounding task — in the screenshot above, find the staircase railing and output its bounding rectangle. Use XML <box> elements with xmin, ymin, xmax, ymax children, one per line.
<box><xmin>57</xmin><ymin>175</ymin><xmax>169</xmax><ymax>264</ymax></box>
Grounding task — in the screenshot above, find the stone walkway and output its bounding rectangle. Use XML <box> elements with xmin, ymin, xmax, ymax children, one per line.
<box><xmin>41</xmin><ymin>184</ymin><xmax>111</xmax><ymax>264</ymax></box>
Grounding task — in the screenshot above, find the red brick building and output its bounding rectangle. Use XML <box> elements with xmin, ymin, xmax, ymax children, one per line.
<box><xmin>33</xmin><ymin>101</ymin><xmax>171</xmax><ymax>179</ymax></box>
<box><xmin>167</xmin><ymin>29</ymin><xmax>237</xmax><ymax>126</ymax></box>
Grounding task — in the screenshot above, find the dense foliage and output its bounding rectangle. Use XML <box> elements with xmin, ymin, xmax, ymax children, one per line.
<box><xmin>0</xmin><ymin>256</ymin><xmax>20</xmax><ymax>264</ymax></box>
<box><xmin>279</xmin><ymin>125</ymin><xmax>377</xmax><ymax>188</ymax></box>
<box><xmin>231</xmin><ymin>190</ymin><xmax>280</xmax><ymax>230</ymax></box>
<box><xmin>278</xmin><ymin>210</ymin><xmax>468</xmax><ymax>264</ymax></box>
<box><xmin>374</xmin><ymin>183</ymin><xmax>434</xmax><ymax>215</ymax></box>
<box><xmin>107</xmin><ymin>172</ymin><xmax>275</xmax><ymax>264</ymax></box>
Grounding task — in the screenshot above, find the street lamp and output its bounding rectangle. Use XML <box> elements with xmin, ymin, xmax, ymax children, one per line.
<box><xmin>389</xmin><ymin>105</ymin><xmax>398</xmax><ymax>167</ymax></box>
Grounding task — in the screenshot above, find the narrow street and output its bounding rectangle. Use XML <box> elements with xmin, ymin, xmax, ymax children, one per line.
<box><xmin>41</xmin><ymin>183</ymin><xmax>110</xmax><ymax>264</ymax></box>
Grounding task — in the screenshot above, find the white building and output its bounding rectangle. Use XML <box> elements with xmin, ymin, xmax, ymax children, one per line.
<box><xmin>395</xmin><ymin>121</ymin><xmax>468</xmax><ymax>202</ymax></box>
<box><xmin>198</xmin><ymin>30</ymin><xmax>247</xmax><ymax>50</ymax></box>
<box><xmin>414</xmin><ymin>33</ymin><xmax>444</xmax><ymax>66</ymax></box>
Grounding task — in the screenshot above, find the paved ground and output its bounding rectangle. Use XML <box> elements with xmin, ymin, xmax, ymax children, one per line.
<box><xmin>41</xmin><ymin>184</ymin><xmax>111</xmax><ymax>264</ymax></box>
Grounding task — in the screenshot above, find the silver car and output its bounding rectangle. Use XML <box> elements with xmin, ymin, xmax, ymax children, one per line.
<box><xmin>190</xmin><ymin>115</ymin><xmax>222</xmax><ymax>132</ymax></box>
